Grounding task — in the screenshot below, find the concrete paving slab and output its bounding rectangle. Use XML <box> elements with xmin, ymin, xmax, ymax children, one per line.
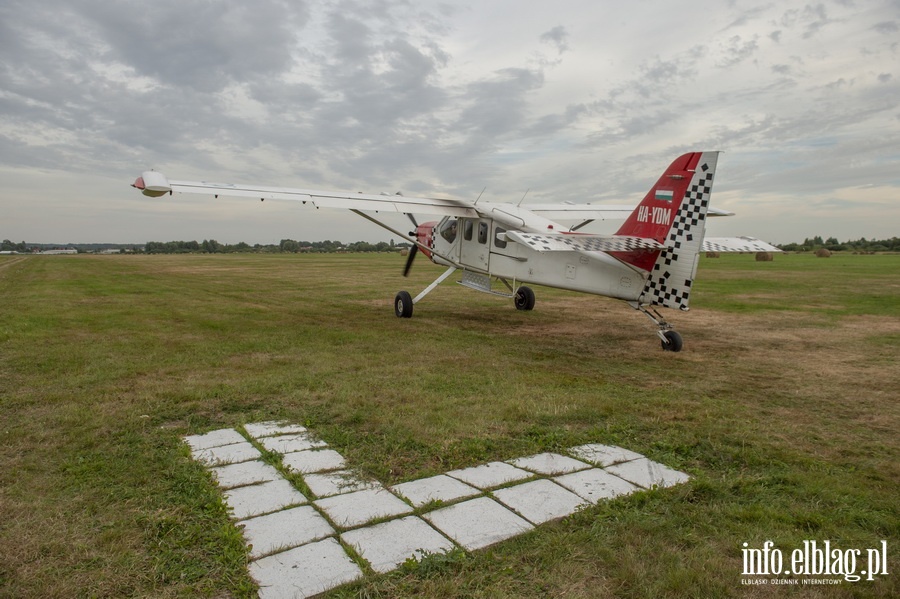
<box><xmin>259</xmin><ymin>433</ymin><xmax>327</xmax><ymax>454</ymax></box>
<box><xmin>315</xmin><ymin>488</ymin><xmax>412</xmax><ymax>528</ymax></box>
<box><xmin>492</xmin><ymin>479</ymin><xmax>587</xmax><ymax>525</ymax></box>
<box><xmin>553</xmin><ymin>468</ymin><xmax>639</xmax><ymax>503</ymax></box>
<box><xmin>341</xmin><ymin>516</ymin><xmax>455</xmax><ymax>573</ymax></box>
<box><xmin>282</xmin><ymin>449</ymin><xmax>346</xmax><ymax>474</ymax></box>
<box><xmin>424</xmin><ymin>497</ymin><xmax>533</xmax><ymax>551</ymax></box>
<box><xmin>567</xmin><ymin>443</ymin><xmax>644</xmax><ymax>467</ymax></box>
<box><xmin>303</xmin><ymin>470</ymin><xmax>380</xmax><ymax>498</ymax></box>
<box><xmin>244</xmin><ymin>421</ymin><xmax>308</xmax><ymax>438</ymax></box>
<box><xmin>446</xmin><ymin>461</ymin><xmax>532</xmax><ymax>490</ymax></box>
<box><xmin>224</xmin><ymin>479</ymin><xmax>308</xmax><ymax>520</ymax></box>
<box><xmin>211</xmin><ymin>460</ymin><xmax>281</xmax><ymax>489</ymax></box>
<box><xmin>240</xmin><ymin>505</ymin><xmax>335</xmax><ymax>559</ymax></box>
<box><xmin>391</xmin><ymin>474</ymin><xmax>481</xmax><ymax>508</ymax></box>
<box><xmin>249</xmin><ymin>537</ymin><xmax>362</xmax><ymax>599</ymax></box>
<box><xmin>605</xmin><ymin>457</ymin><xmax>690</xmax><ymax>489</ymax></box>
<box><xmin>508</xmin><ymin>452</ymin><xmax>592</xmax><ymax>475</ymax></box>
<box><xmin>192</xmin><ymin>441</ymin><xmax>262</xmax><ymax>467</ymax></box>
<box><xmin>184</xmin><ymin>428</ymin><xmax>246</xmax><ymax>451</ymax></box>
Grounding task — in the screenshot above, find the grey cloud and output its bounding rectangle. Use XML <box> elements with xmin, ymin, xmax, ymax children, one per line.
<box><xmin>88</xmin><ymin>0</ymin><xmax>303</xmax><ymax>93</ymax></box>
<box><xmin>771</xmin><ymin>64</ymin><xmax>792</xmax><ymax>75</ymax></box>
<box><xmin>872</xmin><ymin>21</ymin><xmax>898</xmax><ymax>34</ymax></box>
<box><xmin>715</xmin><ymin>35</ymin><xmax>759</xmax><ymax>68</ymax></box>
<box><xmin>540</xmin><ymin>26</ymin><xmax>569</xmax><ymax>54</ymax></box>
<box><xmin>458</xmin><ymin>68</ymin><xmax>545</xmax><ymax>138</ymax></box>
<box><xmin>780</xmin><ymin>3</ymin><xmax>834</xmax><ymax>39</ymax></box>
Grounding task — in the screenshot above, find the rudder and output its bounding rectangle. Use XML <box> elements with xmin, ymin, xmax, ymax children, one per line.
<box><xmin>611</xmin><ymin>151</ymin><xmax>720</xmax><ymax>311</ymax></box>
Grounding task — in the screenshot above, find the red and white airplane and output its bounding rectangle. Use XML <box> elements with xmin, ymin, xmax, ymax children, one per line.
<box><xmin>133</xmin><ymin>151</ymin><xmax>778</xmax><ymax>351</ymax></box>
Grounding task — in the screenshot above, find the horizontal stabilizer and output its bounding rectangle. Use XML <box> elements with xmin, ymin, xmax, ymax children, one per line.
<box><xmin>701</xmin><ymin>237</ymin><xmax>781</xmax><ymax>253</ymax></box>
<box><xmin>507</xmin><ymin>231</ymin><xmax>664</xmax><ymax>253</ymax></box>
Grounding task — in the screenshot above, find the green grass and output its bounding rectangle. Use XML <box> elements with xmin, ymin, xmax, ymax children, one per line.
<box><xmin>1</xmin><ymin>252</ymin><xmax>898</xmax><ymax>597</ymax></box>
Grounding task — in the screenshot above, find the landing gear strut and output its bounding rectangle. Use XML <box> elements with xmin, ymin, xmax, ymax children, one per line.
<box><xmin>394</xmin><ymin>266</ymin><xmax>458</xmax><ymax>319</ymax></box>
<box><xmin>631</xmin><ymin>302</ymin><xmax>684</xmax><ymax>352</ymax></box>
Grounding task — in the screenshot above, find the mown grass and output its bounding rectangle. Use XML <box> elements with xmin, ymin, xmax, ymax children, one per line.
<box><xmin>0</xmin><ymin>252</ymin><xmax>898</xmax><ymax>597</ymax></box>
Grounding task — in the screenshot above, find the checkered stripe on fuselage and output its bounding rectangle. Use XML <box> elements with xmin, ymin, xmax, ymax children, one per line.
<box><xmin>641</xmin><ymin>162</ymin><xmax>714</xmax><ymax>311</ymax></box>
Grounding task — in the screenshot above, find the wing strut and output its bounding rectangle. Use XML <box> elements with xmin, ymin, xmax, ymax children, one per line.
<box><xmin>349</xmin><ymin>209</ymin><xmax>463</xmax><ymax>268</ymax></box>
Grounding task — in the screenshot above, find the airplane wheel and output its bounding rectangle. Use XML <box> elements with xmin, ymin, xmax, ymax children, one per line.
<box><xmin>514</xmin><ymin>286</ymin><xmax>535</xmax><ymax>311</ymax></box>
<box><xmin>661</xmin><ymin>330</ymin><xmax>683</xmax><ymax>352</ymax></box>
<box><xmin>394</xmin><ymin>291</ymin><xmax>414</xmax><ymax>318</ymax></box>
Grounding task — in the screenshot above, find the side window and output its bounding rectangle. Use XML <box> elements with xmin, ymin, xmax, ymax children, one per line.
<box><xmin>440</xmin><ymin>218</ymin><xmax>458</xmax><ymax>243</ymax></box>
<box><xmin>463</xmin><ymin>219</ymin><xmax>474</xmax><ymax>241</ymax></box>
<box><xmin>478</xmin><ymin>221</ymin><xmax>488</xmax><ymax>244</ymax></box>
<box><xmin>494</xmin><ymin>227</ymin><xmax>507</xmax><ymax>249</ymax></box>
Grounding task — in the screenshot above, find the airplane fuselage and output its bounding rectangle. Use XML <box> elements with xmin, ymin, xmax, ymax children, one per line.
<box><xmin>427</xmin><ymin>211</ymin><xmax>645</xmax><ymax>302</ymax></box>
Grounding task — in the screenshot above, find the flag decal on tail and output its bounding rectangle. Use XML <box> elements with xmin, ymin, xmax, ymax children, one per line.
<box><xmin>655</xmin><ymin>189</ymin><xmax>674</xmax><ymax>202</ymax></box>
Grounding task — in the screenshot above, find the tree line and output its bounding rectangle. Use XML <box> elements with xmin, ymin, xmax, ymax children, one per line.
<box><xmin>776</xmin><ymin>236</ymin><xmax>900</xmax><ymax>253</ymax></box>
<box><xmin>142</xmin><ymin>239</ymin><xmax>410</xmax><ymax>254</ymax></box>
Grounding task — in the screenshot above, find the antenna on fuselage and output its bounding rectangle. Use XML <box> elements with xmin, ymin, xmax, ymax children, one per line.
<box><xmin>517</xmin><ymin>189</ymin><xmax>530</xmax><ymax>207</ymax></box>
<box><xmin>474</xmin><ymin>186</ymin><xmax>487</xmax><ymax>205</ymax></box>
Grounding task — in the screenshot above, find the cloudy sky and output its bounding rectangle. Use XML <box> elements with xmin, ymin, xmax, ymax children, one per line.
<box><xmin>2</xmin><ymin>0</ymin><xmax>898</xmax><ymax>244</ymax></box>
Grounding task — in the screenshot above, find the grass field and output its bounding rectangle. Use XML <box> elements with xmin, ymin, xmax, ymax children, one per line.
<box><xmin>1</xmin><ymin>252</ymin><xmax>898</xmax><ymax>598</ymax></box>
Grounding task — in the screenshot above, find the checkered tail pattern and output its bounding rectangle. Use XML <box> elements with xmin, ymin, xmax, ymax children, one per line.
<box><xmin>640</xmin><ymin>152</ymin><xmax>719</xmax><ymax>311</ymax></box>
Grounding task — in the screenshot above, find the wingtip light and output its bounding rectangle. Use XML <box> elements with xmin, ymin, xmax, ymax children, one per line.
<box><xmin>133</xmin><ymin>171</ymin><xmax>172</xmax><ymax>197</ymax></box>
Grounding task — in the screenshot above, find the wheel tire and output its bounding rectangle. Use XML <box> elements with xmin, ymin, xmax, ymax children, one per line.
<box><xmin>514</xmin><ymin>286</ymin><xmax>536</xmax><ymax>311</ymax></box>
<box><xmin>661</xmin><ymin>330</ymin><xmax>683</xmax><ymax>352</ymax></box>
<box><xmin>394</xmin><ymin>291</ymin><xmax>413</xmax><ymax>318</ymax></box>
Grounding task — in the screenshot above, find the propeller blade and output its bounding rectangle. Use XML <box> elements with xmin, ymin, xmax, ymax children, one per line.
<box><xmin>403</xmin><ymin>244</ymin><xmax>418</xmax><ymax>277</ymax></box>
<box><xmin>406</xmin><ymin>213</ymin><xmax>418</xmax><ymax>228</ymax></box>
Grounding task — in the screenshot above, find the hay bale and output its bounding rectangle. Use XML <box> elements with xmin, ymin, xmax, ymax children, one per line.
<box><xmin>815</xmin><ymin>248</ymin><xmax>832</xmax><ymax>258</ymax></box>
<box><xmin>400</xmin><ymin>248</ymin><xmax>409</xmax><ymax>257</ymax></box>
<box><xmin>705</xmin><ymin>252</ymin><xmax>720</xmax><ymax>258</ymax></box>
<box><xmin>755</xmin><ymin>252</ymin><xmax>773</xmax><ymax>262</ymax></box>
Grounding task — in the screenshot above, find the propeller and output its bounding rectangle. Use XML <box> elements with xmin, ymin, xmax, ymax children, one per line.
<box><xmin>404</xmin><ymin>213</ymin><xmax>419</xmax><ymax>277</ymax></box>
<box><xmin>403</xmin><ymin>244</ymin><xmax>418</xmax><ymax>277</ymax></box>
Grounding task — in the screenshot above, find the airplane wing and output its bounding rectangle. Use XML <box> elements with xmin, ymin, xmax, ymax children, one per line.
<box><xmin>524</xmin><ymin>204</ymin><xmax>734</xmax><ymax>220</ymax></box>
<box><xmin>701</xmin><ymin>237</ymin><xmax>781</xmax><ymax>253</ymax></box>
<box><xmin>506</xmin><ymin>231</ymin><xmax>664</xmax><ymax>252</ymax></box>
<box><xmin>132</xmin><ymin>171</ymin><xmax>478</xmax><ymax>218</ymax></box>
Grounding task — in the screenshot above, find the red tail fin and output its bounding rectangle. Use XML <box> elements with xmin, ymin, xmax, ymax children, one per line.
<box><xmin>612</xmin><ymin>152</ymin><xmax>714</xmax><ymax>272</ymax></box>
<box><xmin>611</xmin><ymin>151</ymin><xmax>720</xmax><ymax>311</ymax></box>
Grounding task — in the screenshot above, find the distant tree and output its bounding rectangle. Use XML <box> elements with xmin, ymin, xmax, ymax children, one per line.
<box><xmin>280</xmin><ymin>239</ymin><xmax>299</xmax><ymax>253</ymax></box>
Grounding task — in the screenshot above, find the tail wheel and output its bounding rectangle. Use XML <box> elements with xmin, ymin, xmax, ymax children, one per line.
<box><xmin>661</xmin><ymin>330</ymin><xmax>683</xmax><ymax>352</ymax></box>
<box><xmin>394</xmin><ymin>291</ymin><xmax>413</xmax><ymax>318</ymax></box>
<box><xmin>514</xmin><ymin>286</ymin><xmax>535</xmax><ymax>311</ymax></box>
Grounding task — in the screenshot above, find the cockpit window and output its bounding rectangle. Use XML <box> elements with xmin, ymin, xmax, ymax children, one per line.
<box><xmin>478</xmin><ymin>221</ymin><xmax>488</xmax><ymax>244</ymax></box>
<box><xmin>463</xmin><ymin>219</ymin><xmax>474</xmax><ymax>241</ymax></box>
<box><xmin>494</xmin><ymin>227</ymin><xmax>508</xmax><ymax>249</ymax></box>
<box><xmin>440</xmin><ymin>218</ymin><xmax>458</xmax><ymax>243</ymax></box>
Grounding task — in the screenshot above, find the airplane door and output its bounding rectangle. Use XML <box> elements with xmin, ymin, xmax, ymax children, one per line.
<box><xmin>459</xmin><ymin>218</ymin><xmax>490</xmax><ymax>272</ymax></box>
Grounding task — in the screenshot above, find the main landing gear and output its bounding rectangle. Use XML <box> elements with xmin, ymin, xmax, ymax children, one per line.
<box><xmin>631</xmin><ymin>302</ymin><xmax>684</xmax><ymax>352</ymax></box>
<box><xmin>514</xmin><ymin>286</ymin><xmax>535</xmax><ymax>311</ymax></box>
<box><xmin>394</xmin><ymin>290</ymin><xmax>413</xmax><ymax>318</ymax></box>
<box><xmin>396</xmin><ymin>269</ymin><xmax>537</xmax><ymax>319</ymax></box>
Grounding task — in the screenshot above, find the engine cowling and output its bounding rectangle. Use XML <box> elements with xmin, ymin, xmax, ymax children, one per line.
<box><xmin>414</xmin><ymin>222</ymin><xmax>437</xmax><ymax>260</ymax></box>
